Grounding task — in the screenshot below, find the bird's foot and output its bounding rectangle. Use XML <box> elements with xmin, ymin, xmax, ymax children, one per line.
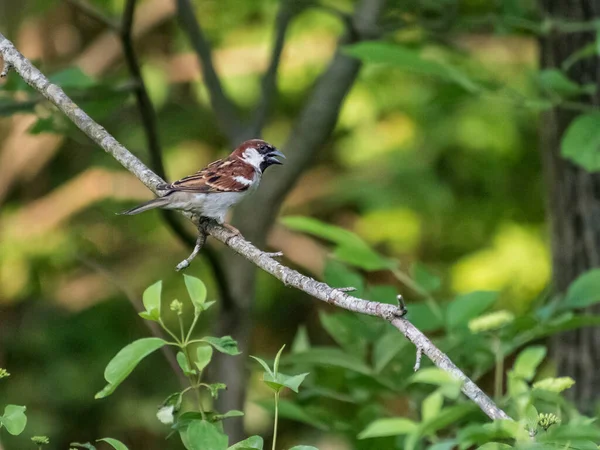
<box><xmin>222</xmin><ymin>222</ymin><xmax>243</xmax><ymax>238</ymax></box>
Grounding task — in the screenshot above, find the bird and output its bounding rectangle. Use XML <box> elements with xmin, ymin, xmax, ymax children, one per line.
<box><xmin>119</xmin><ymin>139</ymin><xmax>285</xmax><ymax>233</ymax></box>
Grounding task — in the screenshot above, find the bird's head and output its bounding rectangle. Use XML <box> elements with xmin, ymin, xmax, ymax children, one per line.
<box><xmin>232</xmin><ymin>139</ymin><xmax>285</xmax><ymax>172</ymax></box>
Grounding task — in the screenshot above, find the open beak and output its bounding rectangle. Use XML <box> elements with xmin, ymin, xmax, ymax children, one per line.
<box><xmin>267</xmin><ymin>149</ymin><xmax>285</xmax><ymax>165</ymax></box>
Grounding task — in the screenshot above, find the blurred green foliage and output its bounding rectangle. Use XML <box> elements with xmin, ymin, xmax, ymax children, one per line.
<box><xmin>2</xmin><ymin>0</ymin><xmax>600</xmax><ymax>448</ymax></box>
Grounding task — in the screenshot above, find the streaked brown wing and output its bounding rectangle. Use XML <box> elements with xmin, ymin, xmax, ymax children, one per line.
<box><xmin>159</xmin><ymin>159</ymin><xmax>256</xmax><ymax>193</ymax></box>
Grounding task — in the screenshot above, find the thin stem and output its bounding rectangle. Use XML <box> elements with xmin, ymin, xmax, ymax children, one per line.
<box><xmin>178</xmin><ymin>315</ymin><xmax>186</xmax><ymax>343</ymax></box>
<box><xmin>494</xmin><ymin>335</ymin><xmax>503</xmax><ymax>402</ymax></box>
<box><xmin>159</xmin><ymin>319</ymin><xmax>182</xmax><ymax>345</ymax></box>
<box><xmin>183</xmin><ymin>345</ymin><xmax>205</xmax><ymax>420</ymax></box>
<box><xmin>185</xmin><ymin>313</ymin><xmax>201</xmax><ymax>344</ymax></box>
<box><xmin>272</xmin><ymin>392</ymin><xmax>280</xmax><ymax>450</ymax></box>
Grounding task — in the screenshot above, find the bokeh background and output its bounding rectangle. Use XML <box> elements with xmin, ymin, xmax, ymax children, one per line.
<box><xmin>0</xmin><ymin>0</ymin><xmax>580</xmax><ymax>448</ymax></box>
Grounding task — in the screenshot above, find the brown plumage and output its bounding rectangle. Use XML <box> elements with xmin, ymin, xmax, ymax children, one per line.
<box><xmin>118</xmin><ymin>139</ymin><xmax>285</xmax><ymax>222</ymax></box>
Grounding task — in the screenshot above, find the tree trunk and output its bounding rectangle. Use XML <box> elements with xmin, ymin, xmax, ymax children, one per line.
<box><xmin>540</xmin><ymin>0</ymin><xmax>600</xmax><ymax>410</ymax></box>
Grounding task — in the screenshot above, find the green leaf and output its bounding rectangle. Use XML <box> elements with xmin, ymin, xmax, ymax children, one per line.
<box><xmin>182</xmin><ymin>420</ymin><xmax>228</xmax><ymax>450</ymax></box>
<box><xmin>475</xmin><ymin>443</ymin><xmax>513</xmax><ymax>450</ymax></box>
<box><xmin>374</xmin><ymin>330</ymin><xmax>407</xmax><ymax>373</ymax></box>
<box><xmin>177</xmin><ymin>352</ymin><xmax>197</xmax><ymax>376</ymax></box>
<box><xmin>95</xmin><ymin>337</ymin><xmax>167</xmax><ymax>398</ymax></box>
<box><xmin>97</xmin><ymin>438</ymin><xmax>129</xmax><ymax>450</ymax></box>
<box><xmin>561</xmin><ymin>112</ymin><xmax>600</xmax><ymax>171</ymax></box>
<box><xmin>280</xmin><ymin>216</ymin><xmax>392</xmax><ymax>270</ymax></box>
<box><xmin>200</xmin><ymin>336</ymin><xmax>240</xmax><ymax>355</ymax></box>
<box><xmin>421</xmin><ymin>390</ymin><xmax>444</xmax><ymax>422</ymax></box>
<box><xmin>70</xmin><ymin>443</ymin><xmax>97</xmax><ymax>450</ymax></box>
<box><xmin>405</xmin><ymin>302</ymin><xmax>444</xmax><ymax>332</ymax></box>
<box><xmin>288</xmin><ymin>447</ymin><xmax>319</xmax><ymax>450</ymax></box>
<box><xmin>562</xmin><ymin>269</ymin><xmax>600</xmax><ymax>310</ymax></box>
<box><xmin>204</xmin><ymin>383</ymin><xmax>227</xmax><ymax>399</ymax></box>
<box><xmin>263</xmin><ymin>372</ymin><xmax>309</xmax><ymax>393</ymax></box>
<box><xmin>411</xmin><ymin>262</ymin><xmax>441</xmax><ymax>293</ymax></box>
<box><xmin>358</xmin><ymin>417</ymin><xmax>418</xmax><ymax>439</ymax></box>
<box><xmin>282</xmin><ymin>347</ymin><xmax>372</xmax><ymax>376</ymax></box>
<box><xmin>142</xmin><ymin>280</ymin><xmax>162</xmax><ymax>321</ymax></box>
<box><xmin>319</xmin><ymin>311</ymin><xmax>367</xmax><ymax>357</ymax></box>
<box><xmin>184</xmin><ymin>275</ymin><xmax>207</xmax><ymax>314</ymax></box>
<box><xmin>195</xmin><ymin>345</ymin><xmax>213</xmax><ymax>372</ymax></box>
<box><xmin>273</xmin><ymin>345</ymin><xmax>285</xmax><ymax>375</ymax></box>
<box><xmin>227</xmin><ymin>436</ymin><xmax>264</xmax><ymax>450</ymax></box>
<box><xmin>533</xmin><ymin>376</ymin><xmax>576</xmax><ymax>393</ymax></box>
<box><xmin>0</xmin><ymin>405</ymin><xmax>27</xmax><ymax>435</ymax></box>
<box><xmin>446</xmin><ymin>291</ymin><xmax>499</xmax><ymax>329</ymax></box>
<box><xmin>49</xmin><ymin>67</ymin><xmax>96</xmax><ymax>89</ymax></box>
<box><xmin>538</xmin><ymin>69</ymin><xmax>596</xmax><ymax>98</ymax></box>
<box><xmin>250</xmin><ymin>355</ymin><xmax>274</xmax><ymax>376</ymax></box>
<box><xmin>344</xmin><ymin>42</ymin><xmax>480</xmax><ymax>92</ymax></box>
<box><xmin>512</xmin><ymin>346</ymin><xmax>546</xmax><ymax>381</ymax></box>
<box><xmin>410</xmin><ymin>368</ymin><xmax>462</xmax><ymax>399</ymax></box>
<box><xmin>291</xmin><ymin>326</ymin><xmax>310</xmax><ymax>353</ymax></box>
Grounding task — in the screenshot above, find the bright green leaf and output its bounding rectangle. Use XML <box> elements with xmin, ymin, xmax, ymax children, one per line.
<box><xmin>70</xmin><ymin>443</ymin><xmax>97</xmax><ymax>450</ymax></box>
<box><xmin>562</xmin><ymin>269</ymin><xmax>600</xmax><ymax>309</ymax></box>
<box><xmin>204</xmin><ymin>383</ymin><xmax>227</xmax><ymax>399</ymax></box>
<box><xmin>195</xmin><ymin>345</ymin><xmax>213</xmax><ymax>372</ymax></box>
<box><xmin>358</xmin><ymin>417</ymin><xmax>418</xmax><ymax>439</ymax></box>
<box><xmin>446</xmin><ymin>291</ymin><xmax>499</xmax><ymax>329</ymax></box>
<box><xmin>142</xmin><ymin>280</ymin><xmax>162</xmax><ymax>321</ymax></box>
<box><xmin>177</xmin><ymin>352</ymin><xmax>196</xmax><ymax>376</ymax></box>
<box><xmin>250</xmin><ymin>355</ymin><xmax>273</xmax><ymax>377</ymax></box>
<box><xmin>282</xmin><ymin>347</ymin><xmax>372</xmax><ymax>376</ymax></box>
<box><xmin>422</xmin><ymin>390</ymin><xmax>444</xmax><ymax>422</ymax></box>
<box><xmin>344</xmin><ymin>42</ymin><xmax>480</xmax><ymax>92</ymax></box>
<box><xmin>263</xmin><ymin>372</ymin><xmax>309</xmax><ymax>393</ymax></box>
<box><xmin>561</xmin><ymin>113</ymin><xmax>600</xmax><ymax>171</ymax></box>
<box><xmin>200</xmin><ymin>336</ymin><xmax>240</xmax><ymax>355</ymax></box>
<box><xmin>273</xmin><ymin>345</ymin><xmax>285</xmax><ymax>375</ymax></box>
<box><xmin>291</xmin><ymin>326</ymin><xmax>310</xmax><ymax>353</ymax></box>
<box><xmin>0</xmin><ymin>405</ymin><xmax>27</xmax><ymax>435</ymax></box>
<box><xmin>533</xmin><ymin>377</ymin><xmax>576</xmax><ymax>393</ymax></box>
<box><xmin>512</xmin><ymin>346</ymin><xmax>547</xmax><ymax>381</ymax></box>
<box><xmin>227</xmin><ymin>436</ymin><xmax>264</xmax><ymax>450</ymax></box>
<box><xmin>475</xmin><ymin>443</ymin><xmax>513</xmax><ymax>450</ymax></box>
<box><xmin>288</xmin><ymin>447</ymin><xmax>319</xmax><ymax>450</ymax></box>
<box><xmin>97</xmin><ymin>438</ymin><xmax>129</xmax><ymax>450</ymax></box>
<box><xmin>95</xmin><ymin>337</ymin><xmax>166</xmax><ymax>398</ymax></box>
<box><xmin>182</xmin><ymin>420</ymin><xmax>228</xmax><ymax>450</ymax></box>
<box><xmin>280</xmin><ymin>216</ymin><xmax>392</xmax><ymax>270</ymax></box>
<box><xmin>538</xmin><ymin>69</ymin><xmax>596</xmax><ymax>98</ymax></box>
<box><xmin>184</xmin><ymin>275</ymin><xmax>207</xmax><ymax>314</ymax></box>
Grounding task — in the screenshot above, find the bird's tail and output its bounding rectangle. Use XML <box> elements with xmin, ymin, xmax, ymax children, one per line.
<box><xmin>118</xmin><ymin>197</ymin><xmax>170</xmax><ymax>215</ymax></box>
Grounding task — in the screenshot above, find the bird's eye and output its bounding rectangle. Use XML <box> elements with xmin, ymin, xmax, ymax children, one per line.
<box><xmin>259</xmin><ymin>144</ymin><xmax>269</xmax><ymax>153</ymax></box>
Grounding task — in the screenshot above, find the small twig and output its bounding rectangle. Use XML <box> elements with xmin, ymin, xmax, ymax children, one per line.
<box><xmin>176</xmin><ymin>230</ymin><xmax>207</xmax><ymax>271</ymax></box>
<box><xmin>263</xmin><ymin>251</ymin><xmax>284</xmax><ymax>258</ymax></box>
<box><xmin>175</xmin><ymin>0</ymin><xmax>244</xmax><ymax>144</ymax></box>
<box><xmin>0</xmin><ymin>60</ymin><xmax>11</xmax><ymax>78</ymax></box>
<box><xmin>396</xmin><ymin>294</ymin><xmax>408</xmax><ymax>317</ymax></box>
<box><xmin>66</xmin><ymin>0</ymin><xmax>120</xmax><ymax>31</ymax></box>
<box><xmin>337</xmin><ymin>287</ymin><xmax>357</xmax><ymax>292</ymax></box>
<box><xmin>414</xmin><ymin>347</ymin><xmax>423</xmax><ymax>372</ymax></box>
<box><xmin>249</xmin><ymin>3</ymin><xmax>295</xmax><ymax>135</ymax></box>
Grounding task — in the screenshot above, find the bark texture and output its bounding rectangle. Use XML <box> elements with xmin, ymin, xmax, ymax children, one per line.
<box><xmin>540</xmin><ymin>0</ymin><xmax>600</xmax><ymax>409</ymax></box>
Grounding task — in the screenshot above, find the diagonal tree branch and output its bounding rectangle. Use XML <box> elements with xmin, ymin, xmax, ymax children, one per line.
<box><xmin>0</xmin><ymin>32</ymin><xmax>510</xmax><ymax>422</ymax></box>
<box><xmin>174</xmin><ymin>0</ymin><xmax>244</xmax><ymax>144</ymax></box>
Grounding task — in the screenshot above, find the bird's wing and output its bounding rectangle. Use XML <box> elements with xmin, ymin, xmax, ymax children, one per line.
<box><xmin>157</xmin><ymin>159</ymin><xmax>256</xmax><ymax>193</ymax></box>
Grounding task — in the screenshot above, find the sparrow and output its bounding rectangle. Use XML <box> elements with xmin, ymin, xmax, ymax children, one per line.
<box><xmin>119</xmin><ymin>139</ymin><xmax>285</xmax><ymax>230</ymax></box>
